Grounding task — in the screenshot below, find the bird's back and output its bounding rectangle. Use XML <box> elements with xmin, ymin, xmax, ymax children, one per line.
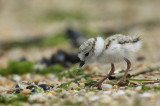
<box><xmin>98</xmin><ymin>34</ymin><xmax>142</xmax><ymax>63</ymax></box>
<box><xmin>104</xmin><ymin>34</ymin><xmax>141</xmax><ymax>51</ymax></box>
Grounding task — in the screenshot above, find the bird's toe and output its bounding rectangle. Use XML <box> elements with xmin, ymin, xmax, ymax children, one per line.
<box><xmin>117</xmin><ymin>81</ymin><xmax>125</xmax><ymax>86</ymax></box>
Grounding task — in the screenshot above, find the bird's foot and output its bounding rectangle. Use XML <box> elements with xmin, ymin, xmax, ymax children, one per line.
<box><xmin>117</xmin><ymin>79</ymin><xmax>126</xmax><ymax>86</ymax></box>
<box><xmin>93</xmin><ymin>83</ymin><xmax>102</xmax><ymax>90</ymax></box>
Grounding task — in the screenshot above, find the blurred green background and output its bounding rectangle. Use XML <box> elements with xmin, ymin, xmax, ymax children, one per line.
<box><xmin>0</xmin><ymin>0</ymin><xmax>160</xmax><ymax>64</ymax></box>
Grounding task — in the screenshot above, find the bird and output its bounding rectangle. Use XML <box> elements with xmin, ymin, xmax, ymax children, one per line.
<box><xmin>78</xmin><ymin>34</ymin><xmax>142</xmax><ymax>87</ymax></box>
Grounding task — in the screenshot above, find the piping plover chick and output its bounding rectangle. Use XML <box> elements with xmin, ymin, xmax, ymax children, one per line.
<box><xmin>78</xmin><ymin>34</ymin><xmax>142</xmax><ymax>87</ymax></box>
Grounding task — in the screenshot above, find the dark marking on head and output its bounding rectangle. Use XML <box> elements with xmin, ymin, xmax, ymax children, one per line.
<box><xmin>92</xmin><ymin>38</ymin><xmax>97</xmax><ymax>54</ymax></box>
<box><xmin>105</xmin><ymin>40</ymin><xmax>111</xmax><ymax>49</ymax></box>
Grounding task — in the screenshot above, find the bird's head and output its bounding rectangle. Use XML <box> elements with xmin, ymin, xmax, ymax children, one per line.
<box><xmin>78</xmin><ymin>37</ymin><xmax>104</xmax><ymax>67</ymax></box>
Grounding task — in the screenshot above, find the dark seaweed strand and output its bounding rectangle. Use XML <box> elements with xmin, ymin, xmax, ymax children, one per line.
<box><xmin>119</xmin><ymin>37</ymin><xmax>140</xmax><ymax>44</ymax></box>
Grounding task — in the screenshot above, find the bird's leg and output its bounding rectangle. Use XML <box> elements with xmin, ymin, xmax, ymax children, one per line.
<box><xmin>93</xmin><ymin>64</ymin><xmax>115</xmax><ymax>88</ymax></box>
<box><xmin>118</xmin><ymin>58</ymin><xmax>131</xmax><ymax>86</ymax></box>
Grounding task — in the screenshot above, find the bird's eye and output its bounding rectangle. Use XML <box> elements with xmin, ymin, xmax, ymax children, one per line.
<box><xmin>85</xmin><ymin>52</ymin><xmax>89</xmax><ymax>57</ymax></box>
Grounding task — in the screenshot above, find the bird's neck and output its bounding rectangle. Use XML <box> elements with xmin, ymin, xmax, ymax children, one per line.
<box><xmin>94</xmin><ymin>37</ymin><xmax>104</xmax><ymax>57</ymax></box>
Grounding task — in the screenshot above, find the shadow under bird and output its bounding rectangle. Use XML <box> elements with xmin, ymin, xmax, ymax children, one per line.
<box><xmin>78</xmin><ymin>34</ymin><xmax>142</xmax><ymax>88</ymax></box>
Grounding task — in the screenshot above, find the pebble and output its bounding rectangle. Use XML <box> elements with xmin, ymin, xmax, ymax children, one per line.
<box><xmin>21</xmin><ymin>89</ymin><xmax>31</xmax><ymax>95</ymax></box>
<box><xmin>112</xmin><ymin>90</ymin><xmax>125</xmax><ymax>97</ymax></box>
<box><xmin>79</xmin><ymin>83</ymin><xmax>85</xmax><ymax>88</ymax></box>
<box><xmin>15</xmin><ymin>88</ymin><xmax>23</xmax><ymax>94</ymax></box>
<box><xmin>80</xmin><ymin>78</ymin><xmax>86</xmax><ymax>82</ymax></box>
<box><xmin>112</xmin><ymin>85</ymin><xmax>118</xmax><ymax>89</ymax></box>
<box><xmin>103</xmin><ymin>91</ymin><xmax>111</xmax><ymax>94</ymax></box>
<box><xmin>14</xmin><ymin>84</ymin><xmax>23</xmax><ymax>94</ymax></box>
<box><xmin>105</xmin><ymin>80</ymin><xmax>110</xmax><ymax>83</ymax></box>
<box><xmin>34</xmin><ymin>64</ymin><xmax>46</xmax><ymax>70</ymax></box>
<box><xmin>29</xmin><ymin>93</ymin><xmax>47</xmax><ymax>102</ymax></box>
<box><xmin>117</xmin><ymin>90</ymin><xmax>125</xmax><ymax>95</ymax></box>
<box><xmin>114</xmin><ymin>69</ymin><xmax>122</xmax><ymax>74</ymax></box>
<box><xmin>153</xmin><ymin>83</ymin><xmax>159</xmax><ymax>87</ymax></box>
<box><xmin>100</xmin><ymin>95</ymin><xmax>112</xmax><ymax>103</ymax></box>
<box><xmin>119</xmin><ymin>87</ymin><xmax>126</xmax><ymax>90</ymax></box>
<box><xmin>49</xmin><ymin>91</ymin><xmax>55</xmax><ymax>95</ymax></box>
<box><xmin>26</xmin><ymin>85</ymin><xmax>37</xmax><ymax>92</ymax></box>
<box><xmin>86</xmin><ymin>92</ymin><xmax>95</xmax><ymax>97</ymax></box>
<box><xmin>125</xmin><ymin>90</ymin><xmax>136</xmax><ymax>95</ymax></box>
<box><xmin>77</xmin><ymin>96</ymin><xmax>84</xmax><ymax>102</ymax></box>
<box><xmin>0</xmin><ymin>81</ymin><xmax>5</xmax><ymax>86</ymax></box>
<box><xmin>140</xmin><ymin>92</ymin><xmax>151</xmax><ymax>98</ymax></box>
<box><xmin>12</xmin><ymin>75</ymin><xmax>21</xmax><ymax>81</ymax></box>
<box><xmin>135</xmin><ymin>86</ymin><xmax>142</xmax><ymax>91</ymax></box>
<box><xmin>89</xmin><ymin>95</ymin><xmax>99</xmax><ymax>101</ymax></box>
<box><xmin>38</xmin><ymin>84</ymin><xmax>51</xmax><ymax>90</ymax></box>
<box><xmin>101</xmin><ymin>84</ymin><xmax>112</xmax><ymax>89</ymax></box>
<box><xmin>69</xmin><ymin>82</ymin><xmax>78</xmax><ymax>89</ymax></box>
<box><xmin>108</xmin><ymin>76</ymin><xmax>116</xmax><ymax>80</ymax></box>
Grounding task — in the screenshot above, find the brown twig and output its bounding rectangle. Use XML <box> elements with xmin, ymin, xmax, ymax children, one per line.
<box><xmin>130</xmin><ymin>80</ymin><xmax>160</xmax><ymax>85</ymax></box>
<box><xmin>111</xmin><ymin>63</ymin><xmax>160</xmax><ymax>79</ymax></box>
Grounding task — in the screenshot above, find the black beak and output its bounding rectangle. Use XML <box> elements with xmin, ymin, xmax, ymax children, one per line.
<box><xmin>79</xmin><ymin>61</ymin><xmax>85</xmax><ymax>68</ymax></box>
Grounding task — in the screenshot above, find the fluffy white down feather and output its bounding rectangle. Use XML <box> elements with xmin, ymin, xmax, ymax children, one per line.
<box><xmin>97</xmin><ymin>35</ymin><xmax>142</xmax><ymax>63</ymax></box>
